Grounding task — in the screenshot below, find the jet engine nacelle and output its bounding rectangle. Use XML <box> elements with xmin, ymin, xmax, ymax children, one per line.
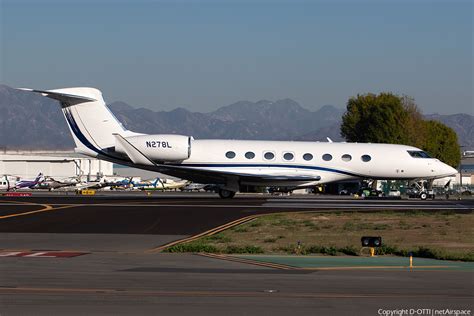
<box><xmin>115</xmin><ymin>134</ymin><xmax>192</xmax><ymax>162</ymax></box>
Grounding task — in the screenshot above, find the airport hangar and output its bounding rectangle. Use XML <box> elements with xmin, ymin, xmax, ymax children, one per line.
<box><xmin>0</xmin><ymin>149</ymin><xmax>172</xmax><ymax>181</ymax></box>
<box><xmin>0</xmin><ymin>150</ymin><xmax>113</xmax><ymax>181</ymax></box>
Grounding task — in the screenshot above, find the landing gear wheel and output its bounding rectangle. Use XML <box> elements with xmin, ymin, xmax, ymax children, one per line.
<box><xmin>420</xmin><ymin>192</ymin><xmax>427</xmax><ymax>200</ymax></box>
<box><xmin>218</xmin><ymin>189</ymin><xmax>236</xmax><ymax>199</ymax></box>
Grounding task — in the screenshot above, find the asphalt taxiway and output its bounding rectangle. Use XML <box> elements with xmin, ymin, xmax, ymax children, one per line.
<box><xmin>0</xmin><ymin>192</ymin><xmax>472</xmax><ymax>236</ymax></box>
<box><xmin>0</xmin><ymin>192</ymin><xmax>472</xmax><ymax>315</ymax></box>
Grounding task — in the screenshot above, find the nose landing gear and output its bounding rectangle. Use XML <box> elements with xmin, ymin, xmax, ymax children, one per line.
<box><xmin>408</xmin><ymin>179</ymin><xmax>435</xmax><ymax>200</ymax></box>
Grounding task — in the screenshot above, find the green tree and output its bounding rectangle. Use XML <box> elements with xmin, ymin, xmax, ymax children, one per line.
<box><xmin>341</xmin><ymin>93</ymin><xmax>412</xmax><ymax>144</ymax></box>
<box><xmin>422</xmin><ymin>120</ymin><xmax>460</xmax><ymax>167</ymax></box>
<box><xmin>340</xmin><ymin>92</ymin><xmax>461</xmax><ymax>167</ymax></box>
<box><xmin>401</xmin><ymin>95</ymin><xmax>425</xmax><ymax>148</ymax></box>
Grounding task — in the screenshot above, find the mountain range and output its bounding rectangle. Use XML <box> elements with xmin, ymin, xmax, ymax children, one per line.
<box><xmin>0</xmin><ymin>84</ymin><xmax>472</xmax><ymax>150</ymax></box>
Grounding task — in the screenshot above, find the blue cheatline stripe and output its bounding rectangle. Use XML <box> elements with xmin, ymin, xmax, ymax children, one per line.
<box><xmin>171</xmin><ymin>163</ymin><xmax>362</xmax><ymax>177</ymax></box>
<box><xmin>63</xmin><ymin>110</ymin><xmax>362</xmax><ymax>178</ymax></box>
<box><xmin>63</xmin><ymin>108</ymin><xmax>100</xmax><ymax>155</ymax></box>
<box><xmin>63</xmin><ymin>108</ymin><xmax>127</xmax><ymax>162</ymax></box>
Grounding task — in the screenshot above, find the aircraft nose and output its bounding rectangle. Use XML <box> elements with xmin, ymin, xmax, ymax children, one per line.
<box><xmin>439</xmin><ymin>162</ymin><xmax>458</xmax><ymax>177</ymax></box>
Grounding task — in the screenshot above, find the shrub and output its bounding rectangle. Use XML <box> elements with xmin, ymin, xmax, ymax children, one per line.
<box><xmin>164</xmin><ymin>242</ymin><xmax>218</xmax><ymax>253</ymax></box>
<box><xmin>306</xmin><ymin>245</ymin><xmax>337</xmax><ymax>256</ymax></box>
<box><xmin>224</xmin><ymin>245</ymin><xmax>264</xmax><ymax>254</ymax></box>
<box><xmin>205</xmin><ymin>234</ymin><xmax>232</xmax><ymax>243</ymax></box>
<box><xmin>249</xmin><ymin>221</ymin><xmax>262</xmax><ymax>227</ymax></box>
<box><xmin>233</xmin><ymin>226</ymin><xmax>249</xmax><ymax>233</ymax></box>
<box><xmin>339</xmin><ymin>245</ymin><xmax>359</xmax><ymax>256</ymax></box>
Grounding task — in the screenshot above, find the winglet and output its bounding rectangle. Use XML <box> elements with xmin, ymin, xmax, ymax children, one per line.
<box><xmin>113</xmin><ymin>134</ymin><xmax>156</xmax><ymax>166</ymax></box>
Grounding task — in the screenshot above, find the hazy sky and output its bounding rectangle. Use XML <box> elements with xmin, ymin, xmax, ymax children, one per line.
<box><xmin>1</xmin><ymin>0</ymin><xmax>472</xmax><ymax>114</ymax></box>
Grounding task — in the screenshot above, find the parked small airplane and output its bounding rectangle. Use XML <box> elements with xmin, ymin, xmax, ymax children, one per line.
<box><xmin>0</xmin><ymin>175</ymin><xmax>19</xmax><ymax>191</ymax></box>
<box><xmin>0</xmin><ymin>178</ymin><xmax>7</xmax><ymax>191</ymax></box>
<box><xmin>129</xmin><ymin>178</ymin><xmax>188</xmax><ymax>191</ymax></box>
<box><xmin>102</xmin><ymin>176</ymin><xmax>134</xmax><ymax>189</ymax></box>
<box><xmin>74</xmin><ymin>176</ymin><xmax>108</xmax><ymax>190</ymax></box>
<box><xmin>180</xmin><ymin>183</ymin><xmax>207</xmax><ymax>192</ymax></box>
<box><xmin>34</xmin><ymin>176</ymin><xmax>80</xmax><ymax>191</ymax></box>
<box><xmin>151</xmin><ymin>178</ymin><xmax>188</xmax><ymax>191</ymax></box>
<box><xmin>13</xmin><ymin>173</ymin><xmax>44</xmax><ymax>190</ymax></box>
<box><xmin>21</xmin><ymin>87</ymin><xmax>458</xmax><ymax>199</ymax></box>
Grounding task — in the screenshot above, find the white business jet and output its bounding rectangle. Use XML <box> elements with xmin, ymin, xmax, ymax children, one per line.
<box><xmin>20</xmin><ymin>87</ymin><xmax>457</xmax><ymax>198</ymax></box>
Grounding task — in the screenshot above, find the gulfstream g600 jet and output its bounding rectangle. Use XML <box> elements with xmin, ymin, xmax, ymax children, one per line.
<box><xmin>20</xmin><ymin>87</ymin><xmax>457</xmax><ymax>198</ymax></box>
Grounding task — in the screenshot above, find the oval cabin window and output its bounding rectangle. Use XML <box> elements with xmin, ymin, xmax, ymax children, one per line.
<box><xmin>303</xmin><ymin>153</ymin><xmax>313</xmax><ymax>161</ymax></box>
<box><xmin>225</xmin><ymin>151</ymin><xmax>236</xmax><ymax>159</ymax></box>
<box><xmin>341</xmin><ymin>154</ymin><xmax>352</xmax><ymax>162</ymax></box>
<box><xmin>283</xmin><ymin>152</ymin><xmax>294</xmax><ymax>161</ymax></box>
<box><xmin>264</xmin><ymin>152</ymin><xmax>275</xmax><ymax>160</ymax></box>
<box><xmin>322</xmin><ymin>154</ymin><xmax>332</xmax><ymax>161</ymax></box>
<box><xmin>361</xmin><ymin>154</ymin><xmax>372</xmax><ymax>162</ymax></box>
<box><xmin>245</xmin><ymin>152</ymin><xmax>255</xmax><ymax>159</ymax></box>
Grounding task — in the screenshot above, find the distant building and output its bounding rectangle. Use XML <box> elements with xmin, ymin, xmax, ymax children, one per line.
<box><xmin>433</xmin><ymin>151</ymin><xmax>474</xmax><ymax>187</ymax></box>
<box><xmin>0</xmin><ymin>150</ymin><xmax>113</xmax><ymax>180</ymax></box>
<box><xmin>113</xmin><ymin>164</ymin><xmax>177</xmax><ymax>180</ymax></box>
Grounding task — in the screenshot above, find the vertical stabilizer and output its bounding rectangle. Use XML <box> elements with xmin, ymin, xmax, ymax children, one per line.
<box><xmin>19</xmin><ymin>87</ymin><xmax>136</xmax><ymax>157</ymax></box>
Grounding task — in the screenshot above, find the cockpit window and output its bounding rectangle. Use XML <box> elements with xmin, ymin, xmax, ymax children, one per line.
<box><xmin>407</xmin><ymin>150</ymin><xmax>432</xmax><ymax>158</ymax></box>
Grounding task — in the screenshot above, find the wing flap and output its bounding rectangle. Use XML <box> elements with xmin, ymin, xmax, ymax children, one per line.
<box><xmin>158</xmin><ymin>164</ymin><xmax>320</xmax><ymax>183</ymax></box>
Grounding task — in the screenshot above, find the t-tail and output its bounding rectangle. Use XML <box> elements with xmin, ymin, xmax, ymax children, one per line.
<box><xmin>18</xmin><ymin>87</ymin><xmax>138</xmax><ymax>157</ymax></box>
<box><xmin>34</xmin><ymin>173</ymin><xmax>44</xmax><ymax>183</ymax></box>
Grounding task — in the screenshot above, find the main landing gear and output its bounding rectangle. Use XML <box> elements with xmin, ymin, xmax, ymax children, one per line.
<box><xmin>218</xmin><ymin>188</ymin><xmax>236</xmax><ymax>199</ymax></box>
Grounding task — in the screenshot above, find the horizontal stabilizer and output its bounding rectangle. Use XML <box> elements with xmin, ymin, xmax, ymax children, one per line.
<box><xmin>113</xmin><ymin>134</ymin><xmax>155</xmax><ymax>166</ymax></box>
<box><xmin>18</xmin><ymin>88</ymin><xmax>97</xmax><ymax>106</ymax></box>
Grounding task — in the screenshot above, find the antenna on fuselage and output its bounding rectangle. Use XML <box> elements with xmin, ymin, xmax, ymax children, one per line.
<box><xmin>326</xmin><ymin>137</ymin><xmax>333</xmax><ymax>143</ymax></box>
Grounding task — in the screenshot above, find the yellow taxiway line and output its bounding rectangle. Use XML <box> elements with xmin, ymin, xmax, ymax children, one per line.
<box><xmin>147</xmin><ymin>214</ymin><xmax>261</xmax><ymax>253</ymax></box>
<box><xmin>148</xmin><ymin>209</ymin><xmax>380</xmax><ymax>253</ymax></box>
<box><xmin>149</xmin><ymin>209</ymin><xmax>383</xmax><ymax>253</ymax></box>
<box><xmin>0</xmin><ymin>201</ymin><xmax>80</xmax><ymax>220</ymax></box>
<box><xmin>198</xmin><ymin>253</ymin><xmax>297</xmax><ymax>270</ymax></box>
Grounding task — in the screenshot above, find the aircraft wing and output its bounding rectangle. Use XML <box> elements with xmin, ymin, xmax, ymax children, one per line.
<box><xmin>150</xmin><ymin>164</ymin><xmax>321</xmax><ymax>185</ymax></box>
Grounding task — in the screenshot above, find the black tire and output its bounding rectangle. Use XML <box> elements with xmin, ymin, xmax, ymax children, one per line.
<box><xmin>218</xmin><ymin>189</ymin><xmax>236</xmax><ymax>199</ymax></box>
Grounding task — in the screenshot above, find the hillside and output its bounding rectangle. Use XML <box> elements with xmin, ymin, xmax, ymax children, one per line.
<box><xmin>0</xmin><ymin>84</ymin><xmax>471</xmax><ymax>150</ymax></box>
